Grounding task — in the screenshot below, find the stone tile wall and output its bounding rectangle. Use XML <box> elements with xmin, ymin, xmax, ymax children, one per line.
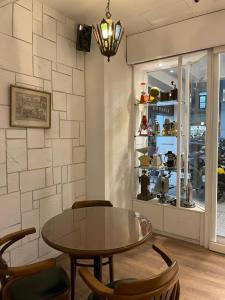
<box><xmin>0</xmin><ymin>0</ymin><xmax>86</xmax><ymax>266</ymax></box>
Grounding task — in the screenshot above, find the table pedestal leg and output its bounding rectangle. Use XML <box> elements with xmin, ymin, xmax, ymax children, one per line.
<box><xmin>94</xmin><ymin>256</ymin><xmax>102</xmax><ymax>281</ymax></box>
<box><xmin>70</xmin><ymin>255</ymin><xmax>76</xmax><ymax>300</ymax></box>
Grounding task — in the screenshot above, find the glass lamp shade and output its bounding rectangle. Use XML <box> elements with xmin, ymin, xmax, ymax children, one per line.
<box><xmin>93</xmin><ymin>19</ymin><xmax>124</xmax><ymax>62</ymax></box>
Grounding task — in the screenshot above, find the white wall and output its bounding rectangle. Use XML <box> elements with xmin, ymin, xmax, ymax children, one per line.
<box><xmin>0</xmin><ymin>0</ymin><xmax>86</xmax><ymax>266</ymax></box>
<box><xmin>127</xmin><ymin>10</ymin><xmax>225</xmax><ymax>64</ymax></box>
<box><xmin>86</xmin><ymin>38</ymin><xmax>132</xmax><ymax>208</ymax></box>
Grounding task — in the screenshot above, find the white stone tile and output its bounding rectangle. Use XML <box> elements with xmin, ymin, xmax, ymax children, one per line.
<box><xmin>43</xmin><ymin>5</ymin><xmax>66</xmax><ymax>23</ymax></box>
<box><xmin>60</xmin><ymin>111</ymin><xmax>66</xmax><ymax>120</ymax></box>
<box><xmin>0</xmin><ymin>164</ymin><xmax>6</xmax><ymax>187</ymax></box>
<box><xmin>0</xmin><ymin>192</ymin><xmax>20</xmax><ymax>228</ymax></box>
<box><xmin>72</xmin><ymin>139</ymin><xmax>79</xmax><ymax>147</ymax></box>
<box><xmin>57</xmin><ymin>35</ymin><xmax>76</xmax><ymax>67</ymax></box>
<box><xmin>73</xmin><ymin>146</ymin><xmax>86</xmax><ymax>164</ymax></box>
<box><xmin>0</xmin><ymin>187</ymin><xmax>7</xmax><ymax>195</ymax></box>
<box><xmin>16</xmin><ymin>73</ymin><xmax>43</xmax><ymax>88</ymax></box>
<box><xmin>11</xmin><ymin>240</ymin><xmax>38</xmax><ymax>266</ymax></box>
<box><xmin>27</xmin><ymin>128</ymin><xmax>44</xmax><ymax>148</ymax></box>
<box><xmin>13</xmin><ymin>4</ymin><xmax>32</xmax><ymax>43</ymax></box>
<box><xmin>6</xmin><ymin>129</ymin><xmax>26</xmax><ymax>139</ymax></box>
<box><xmin>7</xmin><ymin>139</ymin><xmax>27</xmax><ymax>173</ymax></box>
<box><xmin>73</xmin><ymin>69</ymin><xmax>85</xmax><ymax>96</ymax></box>
<box><xmin>45</xmin><ymin>139</ymin><xmax>52</xmax><ymax>148</ymax></box>
<box><xmin>16</xmin><ymin>0</ymin><xmax>32</xmax><ymax>10</ymax></box>
<box><xmin>33</xmin><ymin>200</ymin><xmax>39</xmax><ymax>209</ymax></box>
<box><xmin>57</xmin><ymin>21</ymin><xmax>75</xmax><ymax>41</ymax></box>
<box><xmin>52</xmin><ymin>61</ymin><xmax>57</xmax><ymax>71</ymax></box>
<box><xmin>0</xmin><ymin>69</ymin><xmax>15</xmax><ymax>105</ymax></box>
<box><xmin>16</xmin><ymin>83</ymin><xmax>43</xmax><ymax>91</ymax></box>
<box><xmin>0</xmin><ymin>106</ymin><xmax>10</xmax><ymax>128</ymax></box>
<box><xmin>80</xmin><ymin>121</ymin><xmax>86</xmax><ymax>145</ymax></box>
<box><xmin>39</xmin><ymin>237</ymin><xmax>52</xmax><ymax>256</ymax></box>
<box><xmin>43</xmin><ymin>14</ymin><xmax>56</xmax><ymax>42</ymax></box>
<box><xmin>0</xmin><ymin>32</ymin><xmax>32</xmax><ymax>75</ymax></box>
<box><xmin>76</xmin><ymin>51</ymin><xmax>84</xmax><ymax>70</ymax></box>
<box><xmin>53</xmin><ymin>92</ymin><xmax>66</xmax><ymax>111</ymax></box>
<box><xmin>75</xmin><ymin>179</ymin><xmax>86</xmax><ymax>198</ymax></box>
<box><xmin>45</xmin><ymin>110</ymin><xmax>59</xmax><ymax>139</ymax></box>
<box><xmin>68</xmin><ymin>163</ymin><xmax>85</xmax><ymax>182</ymax></box>
<box><xmin>0</xmin><ymin>4</ymin><xmax>12</xmax><ymax>36</ymax></box>
<box><xmin>20</xmin><ymin>168</ymin><xmax>45</xmax><ymax>192</ymax></box>
<box><xmin>33</xmin><ymin>185</ymin><xmax>56</xmax><ymax>200</ymax></box>
<box><xmin>21</xmin><ymin>192</ymin><xmax>32</xmax><ymax>212</ymax></box>
<box><xmin>44</xmin><ymin>80</ymin><xmax>52</xmax><ymax>93</ymax></box>
<box><xmin>8</xmin><ymin>173</ymin><xmax>19</xmax><ymax>192</ymax></box>
<box><xmin>60</xmin><ymin>120</ymin><xmax>79</xmax><ymax>139</ymax></box>
<box><xmin>33</xmin><ymin>0</ymin><xmax>42</xmax><ymax>22</ymax></box>
<box><xmin>0</xmin><ymin>129</ymin><xmax>6</xmax><ymax>164</ymax></box>
<box><xmin>53</xmin><ymin>166</ymin><xmax>61</xmax><ymax>184</ymax></box>
<box><xmin>33</xmin><ymin>56</ymin><xmax>51</xmax><ymax>80</ymax></box>
<box><xmin>40</xmin><ymin>194</ymin><xmax>62</xmax><ymax>226</ymax></box>
<box><xmin>28</xmin><ymin>148</ymin><xmax>52</xmax><ymax>169</ymax></box>
<box><xmin>57</xmin><ymin>183</ymin><xmax>61</xmax><ymax>194</ymax></box>
<box><xmin>52</xmin><ymin>139</ymin><xmax>72</xmax><ymax>166</ymax></box>
<box><xmin>67</xmin><ymin>95</ymin><xmax>85</xmax><ymax>121</ymax></box>
<box><xmin>62</xmin><ymin>182</ymin><xmax>75</xmax><ymax>210</ymax></box>
<box><xmin>52</xmin><ymin>71</ymin><xmax>72</xmax><ymax>93</ymax></box>
<box><xmin>57</xmin><ymin>63</ymin><xmax>72</xmax><ymax>76</ymax></box>
<box><xmin>33</xmin><ymin>34</ymin><xmax>56</xmax><ymax>62</ymax></box>
<box><xmin>62</xmin><ymin>165</ymin><xmax>67</xmax><ymax>183</ymax></box>
<box><xmin>46</xmin><ymin>167</ymin><xmax>53</xmax><ymax>186</ymax></box>
<box><xmin>22</xmin><ymin>209</ymin><xmax>39</xmax><ymax>241</ymax></box>
<box><xmin>33</xmin><ymin>18</ymin><xmax>42</xmax><ymax>35</ymax></box>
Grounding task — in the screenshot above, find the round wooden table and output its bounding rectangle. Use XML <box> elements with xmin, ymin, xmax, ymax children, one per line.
<box><xmin>42</xmin><ymin>207</ymin><xmax>152</xmax><ymax>300</ymax></box>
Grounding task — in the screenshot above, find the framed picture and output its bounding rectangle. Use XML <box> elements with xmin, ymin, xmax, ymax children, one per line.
<box><xmin>10</xmin><ymin>85</ymin><xmax>51</xmax><ymax>128</ymax></box>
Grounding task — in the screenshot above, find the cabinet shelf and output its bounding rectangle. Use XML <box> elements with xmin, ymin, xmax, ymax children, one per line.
<box><xmin>135</xmin><ymin>100</ymin><xmax>178</xmax><ymax>106</ymax></box>
<box><xmin>135</xmin><ymin>166</ymin><xmax>177</xmax><ymax>172</ymax></box>
<box><xmin>134</xmin><ymin>135</ymin><xmax>177</xmax><ymax>138</ymax></box>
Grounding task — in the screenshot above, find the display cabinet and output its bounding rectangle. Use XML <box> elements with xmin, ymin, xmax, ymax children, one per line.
<box><xmin>132</xmin><ymin>52</ymin><xmax>208</xmax><ymax>243</ymax></box>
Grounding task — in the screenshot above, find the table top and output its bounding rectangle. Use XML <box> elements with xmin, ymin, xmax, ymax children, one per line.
<box><xmin>42</xmin><ymin>207</ymin><xmax>152</xmax><ymax>257</ymax></box>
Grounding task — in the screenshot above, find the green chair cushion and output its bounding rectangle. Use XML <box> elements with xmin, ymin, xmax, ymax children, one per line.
<box><xmin>9</xmin><ymin>266</ymin><xmax>69</xmax><ymax>300</ymax></box>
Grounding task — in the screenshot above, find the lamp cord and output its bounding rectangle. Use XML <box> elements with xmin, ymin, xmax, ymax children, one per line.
<box><xmin>105</xmin><ymin>0</ymin><xmax>112</xmax><ymax>18</ymax></box>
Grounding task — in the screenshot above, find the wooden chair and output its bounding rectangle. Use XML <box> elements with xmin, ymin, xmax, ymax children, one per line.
<box><xmin>71</xmin><ymin>200</ymin><xmax>114</xmax><ymax>284</ymax></box>
<box><xmin>0</xmin><ymin>228</ymin><xmax>70</xmax><ymax>300</ymax></box>
<box><xmin>79</xmin><ymin>243</ymin><xmax>180</xmax><ymax>300</ymax></box>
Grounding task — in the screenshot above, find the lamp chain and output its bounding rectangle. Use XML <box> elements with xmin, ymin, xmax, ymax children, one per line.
<box><xmin>105</xmin><ymin>0</ymin><xmax>112</xmax><ymax>18</ymax></box>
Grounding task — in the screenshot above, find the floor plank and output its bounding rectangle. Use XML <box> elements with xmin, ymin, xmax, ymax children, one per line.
<box><xmin>57</xmin><ymin>234</ymin><xmax>225</xmax><ymax>300</ymax></box>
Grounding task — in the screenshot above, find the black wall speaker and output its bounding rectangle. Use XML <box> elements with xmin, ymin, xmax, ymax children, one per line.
<box><xmin>76</xmin><ymin>24</ymin><xmax>92</xmax><ymax>52</ymax></box>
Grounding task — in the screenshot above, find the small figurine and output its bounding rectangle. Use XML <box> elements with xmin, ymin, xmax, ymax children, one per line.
<box><xmin>170</xmin><ymin>121</ymin><xmax>177</xmax><ymax>136</ymax></box>
<box><xmin>137</xmin><ymin>170</ymin><xmax>154</xmax><ymax>201</ymax></box>
<box><xmin>149</xmin><ymin>87</ymin><xmax>160</xmax><ymax>103</ymax></box>
<box><xmin>152</xmin><ymin>119</ymin><xmax>160</xmax><ymax>136</ymax></box>
<box><xmin>154</xmin><ymin>171</ymin><xmax>170</xmax><ymax>204</ymax></box>
<box><xmin>170</xmin><ymin>81</ymin><xmax>178</xmax><ymax>100</ymax></box>
<box><xmin>162</xmin><ymin>119</ymin><xmax>171</xmax><ymax>136</ymax></box>
<box><xmin>138</xmin><ymin>115</ymin><xmax>149</xmax><ymax>136</ymax></box>
<box><xmin>138</xmin><ymin>154</ymin><xmax>150</xmax><ymax>169</ymax></box>
<box><xmin>183</xmin><ymin>181</ymin><xmax>196</xmax><ymax>208</ymax></box>
<box><xmin>140</xmin><ymin>82</ymin><xmax>148</xmax><ymax>104</ymax></box>
<box><xmin>165</xmin><ymin>151</ymin><xmax>176</xmax><ymax>169</ymax></box>
<box><xmin>150</xmin><ymin>154</ymin><xmax>163</xmax><ymax>168</ymax></box>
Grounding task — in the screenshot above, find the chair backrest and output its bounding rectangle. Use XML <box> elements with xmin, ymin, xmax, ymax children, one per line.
<box><xmin>0</xmin><ymin>228</ymin><xmax>36</xmax><ymax>288</ymax></box>
<box><xmin>79</xmin><ymin>243</ymin><xmax>180</xmax><ymax>300</ymax></box>
<box><xmin>72</xmin><ymin>200</ymin><xmax>113</xmax><ymax>209</ymax></box>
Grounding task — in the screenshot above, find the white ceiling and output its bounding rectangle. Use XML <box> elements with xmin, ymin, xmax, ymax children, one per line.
<box><xmin>41</xmin><ymin>0</ymin><xmax>225</xmax><ymax>35</ymax></box>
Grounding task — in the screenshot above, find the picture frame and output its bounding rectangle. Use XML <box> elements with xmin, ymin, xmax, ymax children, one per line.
<box><xmin>10</xmin><ymin>85</ymin><xmax>51</xmax><ymax>128</ymax></box>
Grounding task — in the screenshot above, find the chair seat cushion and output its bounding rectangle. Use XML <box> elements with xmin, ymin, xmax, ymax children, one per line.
<box><xmin>88</xmin><ymin>279</ymin><xmax>135</xmax><ymax>300</ymax></box>
<box><xmin>9</xmin><ymin>266</ymin><xmax>69</xmax><ymax>300</ymax></box>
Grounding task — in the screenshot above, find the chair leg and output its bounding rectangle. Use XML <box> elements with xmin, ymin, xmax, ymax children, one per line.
<box><xmin>109</xmin><ymin>256</ymin><xmax>114</xmax><ymax>283</ymax></box>
<box><xmin>70</xmin><ymin>256</ymin><xmax>77</xmax><ymax>300</ymax></box>
<box><xmin>93</xmin><ymin>256</ymin><xmax>102</xmax><ymax>282</ymax></box>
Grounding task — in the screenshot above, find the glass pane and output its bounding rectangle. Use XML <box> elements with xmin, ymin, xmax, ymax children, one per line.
<box><xmin>217</xmin><ymin>52</ymin><xmax>225</xmax><ymax>237</ymax></box>
<box><xmin>182</xmin><ymin>51</ymin><xmax>207</xmax><ymax>209</ymax></box>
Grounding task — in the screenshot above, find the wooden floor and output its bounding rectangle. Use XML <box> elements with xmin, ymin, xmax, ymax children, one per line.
<box><xmin>57</xmin><ymin>234</ymin><xmax>225</xmax><ymax>300</ymax></box>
